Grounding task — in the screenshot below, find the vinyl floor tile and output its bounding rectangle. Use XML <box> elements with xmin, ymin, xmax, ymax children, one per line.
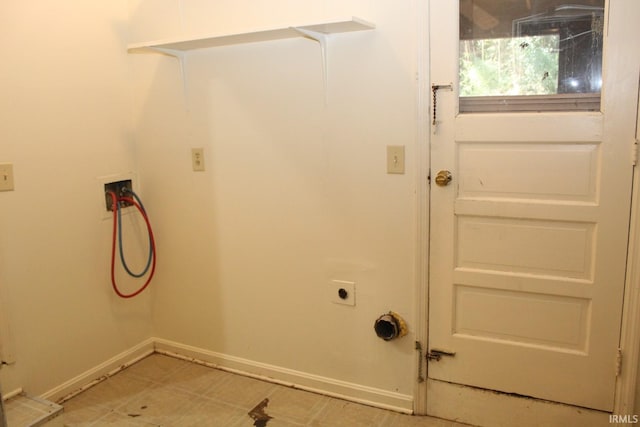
<box><xmin>115</xmin><ymin>383</ymin><xmax>200</xmax><ymax>425</ymax></box>
<box><xmin>387</xmin><ymin>411</ymin><xmax>469</xmax><ymax>427</ymax></box>
<box><xmin>201</xmin><ymin>373</ymin><xmax>278</xmax><ymax>410</ymax></box>
<box><xmin>37</xmin><ymin>353</ymin><xmax>471</xmax><ymax>427</ymax></box>
<box><xmin>92</xmin><ymin>411</ymin><xmax>160</xmax><ymax>426</ymax></box>
<box><xmin>162</xmin><ymin>361</ymin><xmax>234</xmax><ymax>396</ymax></box>
<box><xmin>262</xmin><ymin>385</ymin><xmax>329</xmax><ymax>424</ymax></box>
<box><xmin>168</xmin><ymin>397</ymin><xmax>245</xmax><ymax>427</ymax></box>
<box><xmin>123</xmin><ymin>354</ymin><xmax>188</xmax><ymax>383</ymax></box>
<box><xmin>66</xmin><ymin>374</ymin><xmax>155</xmax><ymax>411</ymax></box>
<box><xmin>307</xmin><ymin>398</ymin><xmax>392</xmax><ymax>427</ymax></box>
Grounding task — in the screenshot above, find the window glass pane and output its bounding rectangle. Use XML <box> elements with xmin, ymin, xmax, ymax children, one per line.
<box><xmin>459</xmin><ymin>0</ymin><xmax>604</xmax><ymax>112</ymax></box>
<box><xmin>460</xmin><ymin>35</ymin><xmax>560</xmax><ymax>97</ymax></box>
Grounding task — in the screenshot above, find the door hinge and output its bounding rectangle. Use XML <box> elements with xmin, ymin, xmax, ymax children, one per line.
<box><xmin>426</xmin><ymin>348</ymin><xmax>456</xmax><ymax>362</ymax></box>
<box><xmin>616</xmin><ymin>348</ymin><xmax>623</xmax><ymax>377</ymax></box>
<box><xmin>632</xmin><ymin>140</ymin><xmax>638</xmax><ymax>167</ymax></box>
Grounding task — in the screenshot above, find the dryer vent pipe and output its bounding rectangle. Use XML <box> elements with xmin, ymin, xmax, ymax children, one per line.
<box><xmin>374</xmin><ymin>311</ymin><xmax>408</xmax><ymax>341</ymax></box>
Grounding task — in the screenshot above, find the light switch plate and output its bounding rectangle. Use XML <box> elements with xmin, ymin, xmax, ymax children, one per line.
<box><xmin>0</xmin><ymin>163</ymin><xmax>14</xmax><ymax>191</ymax></box>
<box><xmin>387</xmin><ymin>146</ymin><xmax>405</xmax><ymax>174</ymax></box>
<box><xmin>192</xmin><ymin>148</ymin><xmax>205</xmax><ymax>172</ymax></box>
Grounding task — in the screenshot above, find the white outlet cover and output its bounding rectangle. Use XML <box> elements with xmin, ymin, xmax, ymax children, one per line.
<box><xmin>192</xmin><ymin>147</ymin><xmax>205</xmax><ymax>172</ymax></box>
<box><xmin>0</xmin><ymin>163</ymin><xmax>14</xmax><ymax>191</ymax></box>
<box><xmin>329</xmin><ymin>280</ymin><xmax>356</xmax><ymax>306</ymax></box>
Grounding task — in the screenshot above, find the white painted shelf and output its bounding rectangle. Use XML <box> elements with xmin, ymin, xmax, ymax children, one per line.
<box><xmin>127</xmin><ymin>17</ymin><xmax>375</xmax><ymax>53</ymax></box>
<box><xmin>127</xmin><ymin>17</ymin><xmax>375</xmax><ymax>106</ymax></box>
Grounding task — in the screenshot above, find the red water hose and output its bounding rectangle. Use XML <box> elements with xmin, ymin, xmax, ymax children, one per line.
<box><xmin>108</xmin><ymin>191</ymin><xmax>156</xmax><ymax>298</ymax></box>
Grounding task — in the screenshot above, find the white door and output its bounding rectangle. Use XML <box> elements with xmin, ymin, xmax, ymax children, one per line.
<box><xmin>428</xmin><ymin>0</ymin><xmax>640</xmax><ymax>411</ymax></box>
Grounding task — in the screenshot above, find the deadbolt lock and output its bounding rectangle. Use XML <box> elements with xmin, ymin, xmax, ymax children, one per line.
<box><xmin>435</xmin><ymin>170</ymin><xmax>452</xmax><ymax>187</ymax></box>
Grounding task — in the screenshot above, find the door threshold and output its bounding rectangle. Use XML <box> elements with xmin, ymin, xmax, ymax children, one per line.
<box><xmin>4</xmin><ymin>393</ymin><xmax>63</xmax><ymax>427</ymax></box>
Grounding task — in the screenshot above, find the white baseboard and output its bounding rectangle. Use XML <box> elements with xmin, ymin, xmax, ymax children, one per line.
<box><xmin>427</xmin><ymin>379</ymin><xmax>610</xmax><ymax>427</ymax></box>
<box><xmin>2</xmin><ymin>388</ymin><xmax>23</xmax><ymax>401</ymax></box>
<box><xmin>154</xmin><ymin>338</ymin><xmax>414</xmax><ymax>413</ymax></box>
<box><xmin>35</xmin><ymin>337</ymin><xmax>412</xmax><ymax>413</ymax></box>
<box><xmin>41</xmin><ymin>338</ymin><xmax>155</xmax><ymax>403</ymax></box>
<box><xmin>35</xmin><ymin>336</ymin><xmax>618</xmax><ymax>424</ymax></box>
<box><xmin>36</xmin><ymin>336</ymin><xmax>618</xmax><ymax>424</ymax></box>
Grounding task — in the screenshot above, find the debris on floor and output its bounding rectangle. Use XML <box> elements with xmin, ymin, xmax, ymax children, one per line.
<box><xmin>248</xmin><ymin>397</ymin><xmax>272</xmax><ymax>427</ymax></box>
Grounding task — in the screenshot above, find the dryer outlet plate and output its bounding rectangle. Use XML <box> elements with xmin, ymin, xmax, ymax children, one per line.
<box><xmin>329</xmin><ymin>280</ymin><xmax>356</xmax><ymax>306</ymax></box>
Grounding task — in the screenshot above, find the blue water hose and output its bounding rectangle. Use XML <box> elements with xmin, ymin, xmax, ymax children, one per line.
<box><xmin>117</xmin><ymin>188</ymin><xmax>154</xmax><ymax>278</ymax></box>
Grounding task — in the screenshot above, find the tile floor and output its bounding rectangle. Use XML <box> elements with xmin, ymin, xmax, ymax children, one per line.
<box><xmin>35</xmin><ymin>353</ymin><xmax>469</xmax><ymax>426</ymax></box>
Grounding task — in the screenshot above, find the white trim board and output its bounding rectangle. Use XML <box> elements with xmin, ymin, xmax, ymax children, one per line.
<box><xmin>615</xmin><ymin>149</ymin><xmax>640</xmax><ymax>415</ymax></box>
<box><xmin>37</xmin><ymin>337</ymin><xmax>413</xmax><ymax>413</ymax></box>
<box><xmin>1</xmin><ymin>388</ymin><xmax>23</xmax><ymax>402</ymax></box>
<box><xmin>412</xmin><ymin>0</ymin><xmax>431</xmax><ymax>416</ymax></box>
<box><xmin>154</xmin><ymin>338</ymin><xmax>413</xmax><ymax>413</ymax></box>
<box><xmin>35</xmin><ymin>335</ymin><xmax>629</xmax><ymax>424</ymax></box>
<box><xmin>41</xmin><ymin>338</ymin><xmax>155</xmax><ymax>403</ymax></box>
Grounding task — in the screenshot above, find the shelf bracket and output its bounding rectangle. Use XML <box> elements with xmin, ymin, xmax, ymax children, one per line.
<box><xmin>293</xmin><ymin>27</ymin><xmax>328</xmax><ymax>104</ymax></box>
<box><xmin>150</xmin><ymin>48</ymin><xmax>189</xmax><ymax>110</ymax></box>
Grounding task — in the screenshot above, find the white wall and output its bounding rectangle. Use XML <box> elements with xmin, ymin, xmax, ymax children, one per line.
<box><xmin>0</xmin><ymin>1</ymin><xmax>154</xmax><ymax>396</ymax></box>
<box><xmin>130</xmin><ymin>0</ymin><xmax>420</xmax><ymax>404</ymax></box>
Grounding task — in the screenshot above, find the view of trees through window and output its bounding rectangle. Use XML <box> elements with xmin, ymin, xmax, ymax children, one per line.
<box><xmin>460</xmin><ymin>35</ymin><xmax>559</xmax><ymax>97</ymax></box>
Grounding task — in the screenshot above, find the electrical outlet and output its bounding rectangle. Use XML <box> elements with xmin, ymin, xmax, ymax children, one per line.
<box><xmin>387</xmin><ymin>145</ymin><xmax>405</xmax><ymax>174</ymax></box>
<box><xmin>0</xmin><ymin>163</ymin><xmax>14</xmax><ymax>191</ymax></box>
<box><xmin>328</xmin><ymin>280</ymin><xmax>356</xmax><ymax>306</ymax></box>
<box><xmin>192</xmin><ymin>148</ymin><xmax>205</xmax><ymax>172</ymax></box>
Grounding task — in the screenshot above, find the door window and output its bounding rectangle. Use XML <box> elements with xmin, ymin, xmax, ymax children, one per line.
<box><xmin>459</xmin><ymin>0</ymin><xmax>604</xmax><ymax>112</ymax></box>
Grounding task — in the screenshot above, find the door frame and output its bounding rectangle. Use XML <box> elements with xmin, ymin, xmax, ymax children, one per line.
<box><xmin>413</xmin><ymin>0</ymin><xmax>430</xmax><ymax>416</ymax></box>
<box><xmin>414</xmin><ymin>0</ymin><xmax>640</xmax><ymax>418</ymax></box>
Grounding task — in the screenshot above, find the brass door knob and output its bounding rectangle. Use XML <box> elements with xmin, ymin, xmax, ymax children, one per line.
<box><xmin>435</xmin><ymin>170</ymin><xmax>452</xmax><ymax>186</ymax></box>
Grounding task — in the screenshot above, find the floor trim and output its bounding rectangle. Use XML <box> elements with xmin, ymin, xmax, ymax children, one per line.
<box><xmin>154</xmin><ymin>338</ymin><xmax>414</xmax><ymax>414</ymax></box>
<box><xmin>38</xmin><ymin>337</ymin><xmax>413</xmax><ymax>414</ymax></box>
<box><xmin>1</xmin><ymin>388</ymin><xmax>23</xmax><ymax>402</ymax></box>
<box><xmin>41</xmin><ymin>338</ymin><xmax>155</xmax><ymax>403</ymax></box>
